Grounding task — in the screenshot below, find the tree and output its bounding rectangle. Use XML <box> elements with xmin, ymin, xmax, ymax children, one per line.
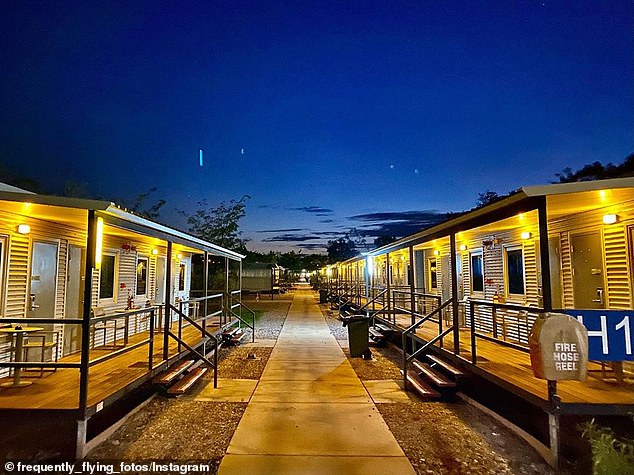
<box><xmin>326</xmin><ymin>236</ymin><xmax>358</xmax><ymax>262</ymax></box>
<box><xmin>373</xmin><ymin>235</ymin><xmax>397</xmax><ymax>248</ymax></box>
<box><xmin>126</xmin><ymin>187</ymin><xmax>166</xmax><ymax>220</ymax></box>
<box><xmin>555</xmin><ymin>153</ymin><xmax>634</xmax><ymax>183</ymax></box>
<box><xmin>184</xmin><ymin>195</ymin><xmax>250</xmax><ymax>253</ymax></box>
<box><xmin>476</xmin><ymin>190</ymin><xmax>501</xmax><ymax>208</ymax></box>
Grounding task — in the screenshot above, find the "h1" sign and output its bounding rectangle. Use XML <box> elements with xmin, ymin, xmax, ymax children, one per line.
<box><xmin>564</xmin><ymin>310</ymin><xmax>633</xmax><ymax>362</ymax></box>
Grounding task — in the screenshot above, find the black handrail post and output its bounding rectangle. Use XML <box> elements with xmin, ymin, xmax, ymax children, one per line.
<box><xmin>214</xmin><ymin>335</ymin><xmax>219</xmax><ymax>389</ymax></box>
<box><xmin>79</xmin><ymin>210</ymin><xmax>97</xmax><ymax>414</ymax></box>
<box><xmin>203</xmin><ymin>251</ymin><xmax>209</xmax><ymax>336</ymax></box>
<box><xmin>148</xmin><ymin>308</ymin><xmax>155</xmax><ymax>370</ymax></box>
<box><xmin>470</xmin><ymin>301</ymin><xmax>476</xmax><ymax>364</ymax></box>
<box><xmin>178</xmin><ymin>300</ymin><xmax>183</xmax><ymax>353</ymax></box>
<box><xmin>402</xmin><ymin>331</ymin><xmax>408</xmax><ymax>391</ymax></box>
<box><xmin>450</xmin><ymin>233</ymin><xmax>460</xmax><ymax>356</ymax></box>
<box><xmin>163</xmin><ymin>241</ymin><xmax>172</xmax><ymax>361</ymax></box>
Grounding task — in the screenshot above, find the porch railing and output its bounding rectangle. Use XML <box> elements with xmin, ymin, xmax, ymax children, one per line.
<box><xmin>401</xmin><ymin>298</ymin><xmax>454</xmax><ymax>390</ymax></box>
<box><xmin>228</xmin><ymin>290</ymin><xmax>255</xmax><ymax>343</ymax></box>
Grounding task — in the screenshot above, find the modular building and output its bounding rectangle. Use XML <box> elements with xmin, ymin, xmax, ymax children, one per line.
<box><xmin>324</xmin><ymin>177</ymin><xmax>634</xmax><ymax>465</ymax></box>
<box><xmin>0</xmin><ymin>184</ymin><xmax>248</xmax><ymax>457</ymax></box>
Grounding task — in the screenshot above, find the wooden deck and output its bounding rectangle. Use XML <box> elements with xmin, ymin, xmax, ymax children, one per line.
<box><xmin>388</xmin><ymin>315</ymin><xmax>634</xmax><ymax>408</ymax></box>
<box><xmin>0</xmin><ymin>324</ymin><xmax>218</xmax><ymax>410</ymax></box>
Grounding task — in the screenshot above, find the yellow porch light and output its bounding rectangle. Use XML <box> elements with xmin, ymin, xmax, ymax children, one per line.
<box><xmin>151</xmin><ymin>248</ymin><xmax>159</xmax><ymax>255</ymax></box>
<box><xmin>433</xmin><ymin>250</ymin><xmax>440</xmax><ymax>256</ymax></box>
<box><xmin>599</xmin><ymin>190</ymin><xmax>606</xmax><ymax>202</ymax></box>
<box><xmin>95</xmin><ymin>217</ymin><xmax>104</xmax><ymax>269</ymax></box>
<box><xmin>521</xmin><ymin>231</ymin><xmax>532</xmax><ymax>240</ymax></box>
<box><xmin>177</xmin><ymin>253</ymin><xmax>183</xmax><ymax>260</ymax></box>
<box><xmin>16</xmin><ymin>224</ymin><xmax>30</xmax><ymax>234</ymax></box>
<box><xmin>459</xmin><ymin>244</ymin><xmax>468</xmax><ymax>251</ymax></box>
<box><xmin>602</xmin><ymin>214</ymin><xmax>618</xmax><ymax>225</ymax></box>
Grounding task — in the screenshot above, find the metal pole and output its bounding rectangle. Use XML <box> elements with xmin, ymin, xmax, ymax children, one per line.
<box><xmin>470</xmin><ymin>301</ymin><xmax>477</xmax><ymax>364</ymax></box>
<box><xmin>225</xmin><ymin>257</ymin><xmax>230</xmax><ymax>318</ymax></box>
<box><xmin>538</xmin><ymin>197</ymin><xmax>553</xmax><ymax>312</ymax></box>
<box><xmin>163</xmin><ymin>241</ymin><xmax>172</xmax><ymax>361</ymax></box>
<box><xmin>386</xmin><ymin>253</ymin><xmax>391</xmax><ymax>323</ymax></box>
<box><xmin>548</xmin><ymin>380</ymin><xmax>561</xmax><ymax>468</ymax></box>
<box><xmin>402</xmin><ymin>332</ymin><xmax>408</xmax><ymax>391</ymax></box>
<box><xmin>450</xmin><ymin>234</ymin><xmax>460</xmax><ymax>355</ymax></box>
<box><xmin>409</xmin><ymin>246</ymin><xmax>415</xmax><ymax>326</ymax></box>
<box><xmin>148</xmin><ymin>308</ymin><xmax>154</xmax><ymax>370</ymax></box>
<box><xmin>203</xmin><ymin>251</ymin><xmax>209</xmax><ymax>336</ymax></box>
<box><xmin>79</xmin><ymin>210</ymin><xmax>96</xmax><ymax>413</ymax></box>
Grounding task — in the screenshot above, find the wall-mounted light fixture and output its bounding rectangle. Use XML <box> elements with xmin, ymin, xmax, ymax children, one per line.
<box><xmin>151</xmin><ymin>248</ymin><xmax>159</xmax><ymax>255</ymax></box>
<box><xmin>459</xmin><ymin>244</ymin><xmax>468</xmax><ymax>251</ymax></box>
<box><xmin>433</xmin><ymin>250</ymin><xmax>440</xmax><ymax>256</ymax></box>
<box><xmin>95</xmin><ymin>217</ymin><xmax>104</xmax><ymax>269</ymax></box>
<box><xmin>521</xmin><ymin>231</ymin><xmax>532</xmax><ymax>240</ymax></box>
<box><xmin>176</xmin><ymin>253</ymin><xmax>183</xmax><ymax>260</ymax></box>
<box><xmin>602</xmin><ymin>214</ymin><xmax>618</xmax><ymax>225</ymax></box>
<box><xmin>16</xmin><ymin>224</ymin><xmax>30</xmax><ymax>234</ymax></box>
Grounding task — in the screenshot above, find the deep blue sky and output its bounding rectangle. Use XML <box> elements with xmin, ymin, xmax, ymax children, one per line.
<box><xmin>1</xmin><ymin>1</ymin><xmax>632</xmax><ymax>252</ymax></box>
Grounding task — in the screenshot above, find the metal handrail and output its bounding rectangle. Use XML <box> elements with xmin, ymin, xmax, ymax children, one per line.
<box><xmin>401</xmin><ymin>298</ymin><xmax>454</xmax><ymax>390</ymax></box>
<box><xmin>228</xmin><ymin>293</ymin><xmax>255</xmax><ymax>343</ymax></box>
<box><xmin>468</xmin><ymin>299</ymin><xmax>543</xmax><ymax>364</ymax></box>
<box><xmin>168</xmin><ymin>303</ymin><xmax>219</xmax><ymax>388</ymax></box>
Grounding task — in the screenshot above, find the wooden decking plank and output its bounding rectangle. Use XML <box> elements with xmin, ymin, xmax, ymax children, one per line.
<box><xmin>167</xmin><ymin>367</ymin><xmax>208</xmax><ymax>395</ymax></box>
<box><xmin>154</xmin><ymin>359</ymin><xmax>194</xmax><ymax>384</ymax></box>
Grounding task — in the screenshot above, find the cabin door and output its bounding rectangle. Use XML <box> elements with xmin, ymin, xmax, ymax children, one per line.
<box><xmin>155</xmin><ymin>257</ymin><xmax>166</xmax><ymax>304</ymax></box>
<box><xmin>571</xmin><ymin>232</ymin><xmax>605</xmax><ymax>309</ymax></box>
<box><xmin>28</xmin><ymin>242</ymin><xmax>59</xmax><ymax>330</ymax></box>
<box><xmin>64</xmin><ymin>245</ymin><xmax>85</xmax><ymax>355</ymax></box>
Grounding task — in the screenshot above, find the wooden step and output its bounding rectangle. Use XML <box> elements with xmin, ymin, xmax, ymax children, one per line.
<box><xmin>401</xmin><ymin>370</ymin><xmax>441</xmax><ymax>399</ymax></box>
<box><xmin>374</xmin><ymin>323</ymin><xmax>393</xmax><ymax>333</ymax></box>
<box><xmin>230</xmin><ymin>329</ymin><xmax>246</xmax><ymax>344</ymax></box>
<box><xmin>427</xmin><ymin>354</ymin><xmax>466</xmax><ymax>378</ymax></box>
<box><xmin>223</xmin><ymin>326</ymin><xmax>242</xmax><ymax>337</ymax></box>
<box><xmin>418</xmin><ymin>363</ymin><xmax>456</xmax><ymax>388</ymax></box>
<box><xmin>167</xmin><ymin>367</ymin><xmax>208</xmax><ymax>395</ymax></box>
<box><xmin>154</xmin><ymin>359</ymin><xmax>194</xmax><ymax>385</ymax></box>
<box><xmin>369</xmin><ymin>328</ymin><xmax>386</xmax><ymax>340</ymax></box>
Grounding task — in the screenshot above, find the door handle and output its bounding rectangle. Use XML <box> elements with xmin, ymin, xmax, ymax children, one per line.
<box><xmin>592</xmin><ymin>288</ymin><xmax>604</xmax><ymax>305</ymax></box>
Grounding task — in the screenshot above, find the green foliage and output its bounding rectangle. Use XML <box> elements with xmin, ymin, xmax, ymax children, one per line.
<box><xmin>184</xmin><ymin>195</ymin><xmax>250</xmax><ymax>253</ymax></box>
<box><xmin>579</xmin><ymin>418</ymin><xmax>634</xmax><ymax>475</ymax></box>
<box><xmin>476</xmin><ymin>190</ymin><xmax>502</xmax><ymax>208</ymax></box>
<box><xmin>125</xmin><ymin>187</ymin><xmax>166</xmax><ymax>220</ymax></box>
<box><xmin>373</xmin><ymin>235</ymin><xmax>397</xmax><ymax>249</ymax></box>
<box><xmin>556</xmin><ymin>152</ymin><xmax>634</xmax><ymax>183</ymax></box>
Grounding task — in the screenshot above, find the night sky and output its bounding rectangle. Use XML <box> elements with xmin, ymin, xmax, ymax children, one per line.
<box><xmin>1</xmin><ymin>1</ymin><xmax>632</xmax><ymax>252</ymax></box>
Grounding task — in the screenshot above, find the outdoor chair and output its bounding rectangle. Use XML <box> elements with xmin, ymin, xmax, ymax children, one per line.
<box><xmin>22</xmin><ymin>330</ymin><xmax>60</xmax><ymax>377</ymax></box>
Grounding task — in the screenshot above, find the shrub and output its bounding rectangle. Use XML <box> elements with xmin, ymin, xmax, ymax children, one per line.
<box><xmin>579</xmin><ymin>418</ymin><xmax>634</xmax><ymax>475</ymax></box>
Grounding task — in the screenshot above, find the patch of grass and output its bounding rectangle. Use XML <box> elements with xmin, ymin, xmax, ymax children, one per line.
<box><xmin>237</xmin><ymin>308</ymin><xmax>263</xmax><ymax>326</ymax></box>
<box><xmin>579</xmin><ymin>418</ymin><xmax>634</xmax><ymax>475</ymax></box>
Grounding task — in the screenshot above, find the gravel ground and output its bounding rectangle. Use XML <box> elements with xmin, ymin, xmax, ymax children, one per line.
<box><xmin>346</xmin><ymin>345</ymin><xmax>557</xmax><ymax>475</ymax></box>
<box><xmin>241</xmin><ymin>296</ymin><xmax>291</xmax><ymax>340</ymax></box>
<box><xmin>214</xmin><ymin>346</ymin><xmax>272</xmax><ymax>379</ymax></box>
<box><xmin>322</xmin><ymin>305</ymin><xmax>348</xmax><ymax>340</ymax></box>
<box><xmin>88</xmin><ymin>399</ymin><xmax>246</xmax><ymax>473</ymax></box>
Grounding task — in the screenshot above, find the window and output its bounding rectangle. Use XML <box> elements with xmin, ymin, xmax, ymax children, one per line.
<box><xmin>428</xmin><ymin>258</ymin><xmax>437</xmax><ymax>290</ymax></box>
<box><xmin>470</xmin><ymin>252</ymin><xmax>484</xmax><ymax>293</ymax></box>
<box><xmin>178</xmin><ymin>263</ymin><xmax>186</xmax><ymax>291</ymax></box>
<box><xmin>99</xmin><ymin>254</ymin><xmax>116</xmax><ymax>299</ymax></box>
<box><xmin>505</xmin><ymin>247</ymin><xmax>525</xmax><ymax>296</ymax></box>
<box><xmin>136</xmin><ymin>257</ymin><xmax>148</xmax><ymax>296</ymax></box>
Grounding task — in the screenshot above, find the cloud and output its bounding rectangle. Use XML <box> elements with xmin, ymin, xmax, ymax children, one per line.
<box><xmin>348</xmin><ymin>210</ymin><xmax>448</xmax><ymax>238</ymax></box>
<box><xmin>319</xmin><ymin>219</ymin><xmax>335</xmax><ymax>223</ymax></box>
<box><xmin>288</xmin><ymin>206</ymin><xmax>334</xmax><ymax>214</ymax></box>
<box><xmin>296</xmin><ymin>243</ymin><xmax>328</xmax><ymax>250</ymax></box>
<box><xmin>262</xmin><ymin>233</ymin><xmax>322</xmax><ymax>242</ymax></box>
<box><xmin>259</xmin><ymin>228</ymin><xmax>305</xmax><ymax>233</ymax></box>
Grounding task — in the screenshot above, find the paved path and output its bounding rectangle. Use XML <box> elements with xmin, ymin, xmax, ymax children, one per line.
<box><xmin>218</xmin><ymin>290</ymin><xmax>415</xmax><ymax>474</ymax></box>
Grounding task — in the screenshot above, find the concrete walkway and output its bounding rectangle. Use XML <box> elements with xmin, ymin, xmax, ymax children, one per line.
<box><xmin>218</xmin><ymin>290</ymin><xmax>416</xmax><ymax>475</ymax></box>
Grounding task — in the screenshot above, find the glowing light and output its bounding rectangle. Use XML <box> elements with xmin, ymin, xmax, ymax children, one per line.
<box><xmin>177</xmin><ymin>253</ymin><xmax>183</xmax><ymax>260</ymax></box>
<box><xmin>17</xmin><ymin>224</ymin><xmax>30</xmax><ymax>234</ymax></box>
<box><xmin>366</xmin><ymin>256</ymin><xmax>374</xmax><ymax>276</ymax></box>
<box><xmin>602</xmin><ymin>214</ymin><xmax>618</xmax><ymax>225</ymax></box>
<box><xmin>151</xmin><ymin>249</ymin><xmax>159</xmax><ymax>255</ymax></box>
<box><xmin>326</xmin><ymin>267</ymin><xmax>332</xmax><ymax>277</ymax></box>
<box><xmin>199</xmin><ymin>149</ymin><xmax>203</xmax><ymax>167</ymax></box>
<box><xmin>599</xmin><ymin>190</ymin><xmax>606</xmax><ymax>201</ymax></box>
<box><xmin>459</xmin><ymin>244</ymin><xmax>468</xmax><ymax>251</ymax></box>
<box><xmin>521</xmin><ymin>231</ymin><xmax>532</xmax><ymax>240</ymax></box>
<box><xmin>95</xmin><ymin>217</ymin><xmax>104</xmax><ymax>269</ymax></box>
<box><xmin>433</xmin><ymin>250</ymin><xmax>440</xmax><ymax>256</ymax></box>
<box><xmin>518</xmin><ymin>213</ymin><xmax>524</xmax><ymax>221</ymax></box>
